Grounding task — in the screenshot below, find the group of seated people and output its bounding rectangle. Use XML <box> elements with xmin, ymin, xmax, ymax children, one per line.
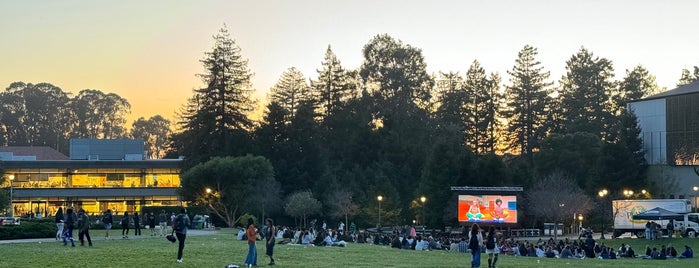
<box><xmin>640</xmin><ymin>244</ymin><xmax>694</xmax><ymax>259</ymax></box>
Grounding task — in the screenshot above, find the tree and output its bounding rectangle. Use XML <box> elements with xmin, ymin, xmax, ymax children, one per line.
<box><xmin>0</xmin><ymin>82</ymin><xmax>73</xmax><ymax>151</ymax></box>
<box><xmin>558</xmin><ymin>47</ymin><xmax>616</xmax><ymax>138</ymax></box>
<box><xmin>594</xmin><ymin>110</ymin><xmax>648</xmax><ymax>193</ymax></box>
<box><xmin>326</xmin><ymin>189</ymin><xmax>360</xmax><ymax>233</ymax></box>
<box><xmin>677</xmin><ymin>66</ymin><xmax>699</xmax><ymax>86</ymax></box>
<box><xmin>534</xmin><ymin>132</ymin><xmax>602</xmax><ymax>192</ymax></box>
<box><xmin>502</xmin><ymin>45</ymin><xmax>553</xmax><ymax>162</ymax></box>
<box><xmin>311</xmin><ymin>45</ymin><xmax>358</xmax><ymax>121</ymax></box>
<box><xmin>616</xmin><ymin>65</ymin><xmax>660</xmax><ymax>113</ymax></box>
<box><xmin>248</xmin><ymin>175</ymin><xmax>283</xmax><ymax>224</ymax></box>
<box><xmin>270</xmin><ymin>67</ymin><xmax>312</xmax><ymax>123</ymax></box>
<box><xmin>130</xmin><ymin>115</ymin><xmax>171</xmax><ymax>159</ymax></box>
<box><xmin>525</xmin><ymin>173</ymin><xmax>594</xmax><ymax>239</ymax></box>
<box><xmin>170</xmin><ymin>26</ymin><xmax>255</xmax><ymax>164</ymax></box>
<box><xmin>72</xmin><ymin>89</ymin><xmax>130</xmax><ymax>138</ymax></box>
<box><xmin>178</xmin><ymin>155</ymin><xmax>276</xmax><ymax>227</ymax></box>
<box><xmin>285</xmin><ymin>190</ymin><xmax>322</xmax><ymax>228</ymax></box>
<box><xmin>464</xmin><ymin>60</ymin><xmax>502</xmax><ymax>154</ymax></box>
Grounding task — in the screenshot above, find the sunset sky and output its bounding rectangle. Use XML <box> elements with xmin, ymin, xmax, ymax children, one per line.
<box><xmin>2</xmin><ymin>0</ymin><xmax>698</xmax><ymax>127</ymax></box>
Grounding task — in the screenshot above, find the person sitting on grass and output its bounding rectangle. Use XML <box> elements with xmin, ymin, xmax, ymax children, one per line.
<box><xmin>680</xmin><ymin>245</ymin><xmax>693</xmax><ymax>258</ymax></box>
<box><xmin>668</xmin><ymin>244</ymin><xmax>678</xmax><ymax>258</ymax></box>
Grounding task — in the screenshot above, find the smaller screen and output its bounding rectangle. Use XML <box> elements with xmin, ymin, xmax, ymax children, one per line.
<box><xmin>458</xmin><ymin>195</ymin><xmax>517</xmax><ymax>223</ymax></box>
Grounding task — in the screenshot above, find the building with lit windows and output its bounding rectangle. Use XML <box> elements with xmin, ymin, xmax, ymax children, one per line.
<box><xmin>628</xmin><ymin>80</ymin><xmax>699</xmax><ymax>204</ymax></box>
<box><xmin>1</xmin><ymin>139</ymin><xmax>182</xmax><ymax>217</ymax></box>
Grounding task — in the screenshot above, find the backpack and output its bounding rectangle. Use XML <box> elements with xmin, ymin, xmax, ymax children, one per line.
<box><xmin>173</xmin><ymin>214</ymin><xmax>185</xmax><ymax>232</ymax></box>
<box><xmin>485</xmin><ymin>235</ymin><xmax>495</xmax><ymax>250</ymax></box>
<box><xmin>469</xmin><ymin>233</ymin><xmax>479</xmax><ymax>251</ymax></box>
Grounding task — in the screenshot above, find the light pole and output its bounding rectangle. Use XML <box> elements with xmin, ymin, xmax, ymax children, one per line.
<box><xmin>623</xmin><ymin>189</ymin><xmax>634</xmax><ymax>199</ymax></box>
<box><xmin>577</xmin><ymin>214</ymin><xmax>584</xmax><ymax>236</ymax></box>
<box><xmin>8</xmin><ymin>175</ymin><xmax>14</xmax><ymax>218</ymax></box>
<box><xmin>377</xmin><ymin>195</ymin><xmax>383</xmax><ymax>229</ymax></box>
<box><xmin>598</xmin><ymin>189</ymin><xmax>608</xmax><ymax>239</ymax></box>
<box><xmin>693</xmin><ymin>186</ymin><xmax>698</xmax><ymax>213</ymax></box>
<box><xmin>420</xmin><ymin>196</ymin><xmax>426</xmax><ymax>235</ymax></box>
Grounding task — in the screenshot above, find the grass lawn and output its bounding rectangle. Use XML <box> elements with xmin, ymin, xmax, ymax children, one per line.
<box><xmin>1</xmin><ymin>230</ymin><xmax>699</xmax><ymax>267</ymax></box>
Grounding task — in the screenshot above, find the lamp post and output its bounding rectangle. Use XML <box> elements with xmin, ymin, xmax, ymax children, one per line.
<box><xmin>420</xmin><ymin>196</ymin><xmax>427</xmax><ymax>235</ymax></box>
<box><xmin>623</xmin><ymin>189</ymin><xmax>634</xmax><ymax>199</ymax></box>
<box><xmin>693</xmin><ymin>186</ymin><xmax>698</xmax><ymax>213</ymax></box>
<box><xmin>578</xmin><ymin>214</ymin><xmax>584</xmax><ymax>236</ymax></box>
<box><xmin>598</xmin><ymin>189</ymin><xmax>608</xmax><ymax>239</ymax></box>
<box><xmin>377</xmin><ymin>195</ymin><xmax>383</xmax><ymax>229</ymax></box>
<box><xmin>8</xmin><ymin>175</ymin><xmax>14</xmax><ymax>218</ymax></box>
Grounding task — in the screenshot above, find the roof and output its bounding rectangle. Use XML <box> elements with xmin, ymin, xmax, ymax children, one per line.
<box><xmin>0</xmin><ymin>146</ymin><xmax>68</xmax><ymax>160</ymax></box>
<box><xmin>633</xmin><ymin>80</ymin><xmax>699</xmax><ymax>102</ymax></box>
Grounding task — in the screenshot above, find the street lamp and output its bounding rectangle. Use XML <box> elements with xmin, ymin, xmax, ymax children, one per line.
<box><xmin>598</xmin><ymin>189</ymin><xmax>608</xmax><ymax>239</ymax></box>
<box><xmin>693</xmin><ymin>186</ymin><xmax>698</xmax><ymax>213</ymax></box>
<box><xmin>578</xmin><ymin>214</ymin><xmax>584</xmax><ymax>235</ymax></box>
<box><xmin>8</xmin><ymin>175</ymin><xmax>14</xmax><ymax>218</ymax></box>
<box><xmin>377</xmin><ymin>195</ymin><xmax>383</xmax><ymax>229</ymax></box>
<box><xmin>623</xmin><ymin>190</ymin><xmax>634</xmax><ymax>198</ymax></box>
<box><xmin>420</xmin><ymin>196</ymin><xmax>427</xmax><ymax>235</ymax></box>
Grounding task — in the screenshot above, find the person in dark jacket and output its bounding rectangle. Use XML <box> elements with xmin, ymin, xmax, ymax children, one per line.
<box><xmin>133</xmin><ymin>212</ymin><xmax>141</xmax><ymax>236</ymax></box>
<box><xmin>174</xmin><ymin>208</ymin><xmax>191</xmax><ymax>263</ymax></box>
<box><xmin>77</xmin><ymin>208</ymin><xmax>92</xmax><ymax>246</ymax></box>
<box><xmin>55</xmin><ymin>207</ymin><xmax>64</xmax><ymax>240</ymax></box>
<box><xmin>102</xmin><ymin>209</ymin><xmax>113</xmax><ymax>239</ymax></box>
<box><xmin>148</xmin><ymin>212</ymin><xmax>157</xmax><ymax>236</ymax></box>
<box><xmin>265</xmin><ymin>218</ymin><xmax>276</xmax><ymax>265</ymax></box>
<box><xmin>121</xmin><ymin>211</ymin><xmax>130</xmax><ymax>238</ymax></box>
<box><xmin>62</xmin><ymin>207</ymin><xmax>76</xmax><ymax>247</ymax></box>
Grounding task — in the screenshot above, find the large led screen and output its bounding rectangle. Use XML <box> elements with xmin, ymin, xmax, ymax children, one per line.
<box><xmin>458</xmin><ymin>195</ymin><xmax>517</xmax><ymax>223</ymax></box>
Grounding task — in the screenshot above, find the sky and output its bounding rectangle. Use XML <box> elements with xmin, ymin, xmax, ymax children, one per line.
<box><xmin>2</xmin><ymin>0</ymin><xmax>698</xmax><ymax>126</ymax></box>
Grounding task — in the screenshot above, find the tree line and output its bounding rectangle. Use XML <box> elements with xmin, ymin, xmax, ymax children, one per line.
<box><xmin>4</xmin><ymin>26</ymin><xmax>699</xmax><ymax>228</ymax></box>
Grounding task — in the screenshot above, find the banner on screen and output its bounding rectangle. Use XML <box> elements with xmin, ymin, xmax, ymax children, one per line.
<box><xmin>458</xmin><ymin>195</ymin><xmax>517</xmax><ymax>223</ymax></box>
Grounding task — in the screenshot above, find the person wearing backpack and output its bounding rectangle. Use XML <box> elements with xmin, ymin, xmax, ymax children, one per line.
<box><xmin>173</xmin><ymin>208</ymin><xmax>191</xmax><ymax>263</ymax></box>
<box><xmin>62</xmin><ymin>207</ymin><xmax>76</xmax><ymax>247</ymax></box>
<box><xmin>485</xmin><ymin>226</ymin><xmax>499</xmax><ymax>268</ymax></box>
<box><xmin>468</xmin><ymin>223</ymin><xmax>483</xmax><ymax>268</ymax></box>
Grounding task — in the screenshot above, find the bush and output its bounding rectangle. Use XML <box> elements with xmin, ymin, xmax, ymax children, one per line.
<box><xmin>0</xmin><ymin>219</ymin><xmax>55</xmax><ymax>240</ymax></box>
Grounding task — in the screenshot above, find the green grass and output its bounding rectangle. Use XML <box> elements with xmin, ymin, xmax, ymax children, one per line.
<box><xmin>1</xmin><ymin>230</ymin><xmax>699</xmax><ymax>267</ymax></box>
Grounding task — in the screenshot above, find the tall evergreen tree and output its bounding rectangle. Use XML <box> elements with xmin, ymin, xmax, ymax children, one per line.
<box><xmin>311</xmin><ymin>45</ymin><xmax>357</xmax><ymax>121</ymax></box>
<box><xmin>558</xmin><ymin>47</ymin><xmax>616</xmax><ymax>138</ymax></box>
<box><xmin>434</xmin><ymin>72</ymin><xmax>467</xmax><ymax>136</ymax></box>
<box><xmin>502</xmin><ymin>45</ymin><xmax>552</xmax><ymax>162</ymax></box>
<box><xmin>463</xmin><ymin>60</ymin><xmax>502</xmax><ymax>154</ymax></box>
<box><xmin>616</xmin><ymin>65</ymin><xmax>660</xmax><ymax>113</ymax></box>
<box><xmin>169</xmin><ymin>26</ymin><xmax>255</xmax><ymax>164</ymax></box>
<box><xmin>270</xmin><ymin>67</ymin><xmax>312</xmax><ymax>123</ymax></box>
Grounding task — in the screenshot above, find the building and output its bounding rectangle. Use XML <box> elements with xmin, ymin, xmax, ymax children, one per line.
<box><xmin>1</xmin><ymin>139</ymin><xmax>183</xmax><ymax>217</ymax></box>
<box><xmin>628</xmin><ymin>80</ymin><xmax>699</xmax><ymax>206</ymax></box>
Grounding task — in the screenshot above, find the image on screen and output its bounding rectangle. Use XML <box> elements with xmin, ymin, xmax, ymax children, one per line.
<box><xmin>458</xmin><ymin>195</ymin><xmax>517</xmax><ymax>223</ymax></box>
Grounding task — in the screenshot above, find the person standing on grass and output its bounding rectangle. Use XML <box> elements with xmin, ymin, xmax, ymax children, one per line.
<box><xmin>77</xmin><ymin>208</ymin><xmax>92</xmax><ymax>246</ymax></box>
<box><xmin>102</xmin><ymin>209</ymin><xmax>113</xmax><ymax>239</ymax></box>
<box><xmin>245</xmin><ymin>218</ymin><xmax>258</xmax><ymax>268</ymax></box>
<box><xmin>485</xmin><ymin>226</ymin><xmax>499</xmax><ymax>268</ymax></box>
<box><xmin>121</xmin><ymin>211</ymin><xmax>130</xmax><ymax>238</ymax></box>
<box><xmin>265</xmin><ymin>218</ymin><xmax>276</xmax><ymax>265</ymax></box>
<box><xmin>62</xmin><ymin>207</ymin><xmax>76</xmax><ymax>247</ymax></box>
<box><xmin>468</xmin><ymin>223</ymin><xmax>483</xmax><ymax>268</ymax></box>
<box><xmin>133</xmin><ymin>212</ymin><xmax>141</xmax><ymax>236</ymax></box>
<box><xmin>159</xmin><ymin>210</ymin><xmax>168</xmax><ymax>236</ymax></box>
<box><xmin>148</xmin><ymin>211</ymin><xmax>157</xmax><ymax>236</ymax></box>
<box><xmin>174</xmin><ymin>208</ymin><xmax>191</xmax><ymax>263</ymax></box>
<box><xmin>55</xmin><ymin>207</ymin><xmax>64</xmax><ymax>240</ymax></box>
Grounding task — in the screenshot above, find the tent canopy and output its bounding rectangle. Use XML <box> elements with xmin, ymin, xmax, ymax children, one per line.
<box><xmin>631</xmin><ymin>207</ymin><xmax>684</xmax><ymax>221</ymax></box>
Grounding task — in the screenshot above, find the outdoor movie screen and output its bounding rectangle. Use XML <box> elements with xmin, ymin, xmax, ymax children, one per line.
<box><xmin>458</xmin><ymin>195</ymin><xmax>518</xmax><ymax>223</ymax></box>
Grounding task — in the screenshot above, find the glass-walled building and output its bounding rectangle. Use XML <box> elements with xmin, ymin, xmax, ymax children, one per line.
<box><xmin>1</xmin><ymin>139</ymin><xmax>183</xmax><ymax>217</ymax></box>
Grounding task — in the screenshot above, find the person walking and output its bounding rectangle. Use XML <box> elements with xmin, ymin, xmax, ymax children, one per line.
<box><xmin>173</xmin><ymin>208</ymin><xmax>191</xmax><ymax>263</ymax></box>
<box><xmin>485</xmin><ymin>226</ymin><xmax>499</xmax><ymax>268</ymax></box>
<box><xmin>102</xmin><ymin>209</ymin><xmax>113</xmax><ymax>239</ymax></box>
<box><xmin>245</xmin><ymin>218</ymin><xmax>258</xmax><ymax>268</ymax></box>
<box><xmin>62</xmin><ymin>207</ymin><xmax>76</xmax><ymax>247</ymax></box>
<box><xmin>77</xmin><ymin>208</ymin><xmax>92</xmax><ymax>246</ymax></box>
<box><xmin>133</xmin><ymin>212</ymin><xmax>141</xmax><ymax>236</ymax></box>
<box><xmin>121</xmin><ymin>211</ymin><xmax>130</xmax><ymax>238</ymax></box>
<box><xmin>55</xmin><ymin>207</ymin><xmax>64</xmax><ymax>240</ymax></box>
<box><xmin>469</xmin><ymin>223</ymin><xmax>483</xmax><ymax>268</ymax></box>
<box><xmin>265</xmin><ymin>219</ymin><xmax>276</xmax><ymax>265</ymax></box>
